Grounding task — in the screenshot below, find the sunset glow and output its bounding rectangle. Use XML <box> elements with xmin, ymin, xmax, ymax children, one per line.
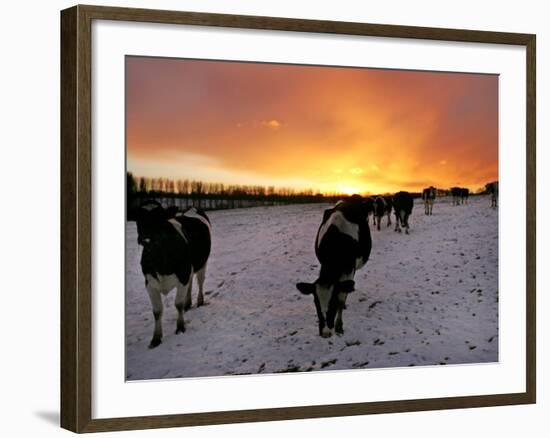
<box><xmin>126</xmin><ymin>57</ymin><xmax>498</xmax><ymax>194</ymax></box>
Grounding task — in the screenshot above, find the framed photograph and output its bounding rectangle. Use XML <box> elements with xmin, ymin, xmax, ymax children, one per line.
<box><xmin>60</xmin><ymin>4</ymin><xmax>536</xmax><ymax>433</ymax></box>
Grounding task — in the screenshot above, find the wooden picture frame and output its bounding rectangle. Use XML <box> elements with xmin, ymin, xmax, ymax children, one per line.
<box><xmin>60</xmin><ymin>4</ymin><xmax>536</xmax><ymax>433</ymax></box>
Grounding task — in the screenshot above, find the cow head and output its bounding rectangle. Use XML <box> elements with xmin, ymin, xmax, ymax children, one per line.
<box><xmin>136</xmin><ymin>200</ymin><xmax>166</xmax><ymax>246</ymax></box>
<box><xmin>296</xmin><ymin>279</ymin><xmax>355</xmax><ymax>337</ymax></box>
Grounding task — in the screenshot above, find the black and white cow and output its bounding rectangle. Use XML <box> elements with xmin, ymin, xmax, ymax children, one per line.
<box><xmin>374</xmin><ymin>196</ymin><xmax>386</xmax><ymax>231</ymax></box>
<box><xmin>450</xmin><ymin>187</ymin><xmax>462</xmax><ymax>206</ymax></box>
<box><xmin>393</xmin><ymin>191</ymin><xmax>414</xmax><ymax>234</ymax></box>
<box><xmin>136</xmin><ymin>200</ymin><xmax>212</xmax><ymax>348</ymax></box>
<box><xmin>383</xmin><ymin>195</ymin><xmax>393</xmax><ymax>227</ymax></box>
<box><xmin>165</xmin><ymin>205</ymin><xmax>182</xmax><ymax>218</ymax></box>
<box><xmin>460</xmin><ymin>188</ymin><xmax>470</xmax><ymax>204</ymax></box>
<box><xmin>422</xmin><ymin>186</ymin><xmax>436</xmax><ymax>215</ymax></box>
<box><xmin>296</xmin><ymin>195</ymin><xmax>372</xmax><ymax>338</ymax></box>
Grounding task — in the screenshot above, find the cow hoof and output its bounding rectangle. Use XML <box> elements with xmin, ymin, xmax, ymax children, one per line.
<box><xmin>405</xmin><ymin>230</ymin><xmax>409</xmax><ymax>235</ymax></box>
<box><xmin>148</xmin><ymin>337</ymin><xmax>162</xmax><ymax>349</ymax></box>
<box><xmin>183</xmin><ymin>301</ymin><xmax>192</xmax><ymax>311</ymax></box>
<box><xmin>197</xmin><ymin>299</ymin><xmax>204</xmax><ymax>307</ymax></box>
<box><xmin>175</xmin><ymin>321</ymin><xmax>185</xmax><ymax>334</ymax></box>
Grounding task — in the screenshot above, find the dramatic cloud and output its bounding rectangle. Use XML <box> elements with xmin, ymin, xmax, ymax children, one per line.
<box><xmin>126</xmin><ymin>57</ymin><xmax>498</xmax><ymax>194</ymax></box>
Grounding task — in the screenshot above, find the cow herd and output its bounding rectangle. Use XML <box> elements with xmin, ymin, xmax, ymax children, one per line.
<box><xmin>134</xmin><ymin>185</ymin><xmax>496</xmax><ymax>347</ymax></box>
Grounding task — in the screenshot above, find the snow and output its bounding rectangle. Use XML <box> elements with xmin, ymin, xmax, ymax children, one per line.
<box><xmin>125</xmin><ymin>196</ymin><xmax>498</xmax><ymax>380</ymax></box>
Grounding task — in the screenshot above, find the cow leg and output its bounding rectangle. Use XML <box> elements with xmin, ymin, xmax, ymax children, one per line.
<box><xmin>377</xmin><ymin>216</ymin><xmax>381</xmax><ymax>231</ymax></box>
<box><xmin>146</xmin><ymin>284</ymin><xmax>164</xmax><ymax>348</ymax></box>
<box><xmin>335</xmin><ymin>308</ymin><xmax>344</xmax><ymax>334</ymax></box>
<box><xmin>335</xmin><ymin>293</ymin><xmax>348</xmax><ymax>335</ymax></box>
<box><xmin>400</xmin><ymin>211</ymin><xmax>409</xmax><ymax>234</ymax></box>
<box><xmin>183</xmin><ymin>273</ymin><xmax>193</xmax><ymax>311</ymax></box>
<box><xmin>196</xmin><ymin>264</ymin><xmax>207</xmax><ymax>307</ymax></box>
<box><xmin>175</xmin><ymin>277</ymin><xmax>192</xmax><ymax>334</ymax></box>
<box><xmin>394</xmin><ymin>212</ymin><xmax>402</xmax><ymax>233</ymax></box>
<box><xmin>387</xmin><ymin>212</ymin><xmax>391</xmax><ymax>226</ymax></box>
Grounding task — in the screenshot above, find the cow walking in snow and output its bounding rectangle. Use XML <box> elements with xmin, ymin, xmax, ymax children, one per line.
<box><xmin>374</xmin><ymin>196</ymin><xmax>386</xmax><ymax>231</ymax></box>
<box><xmin>488</xmin><ymin>181</ymin><xmax>499</xmax><ymax>208</ymax></box>
<box><xmin>384</xmin><ymin>195</ymin><xmax>393</xmax><ymax>226</ymax></box>
<box><xmin>451</xmin><ymin>187</ymin><xmax>462</xmax><ymax>206</ymax></box>
<box><xmin>363</xmin><ymin>196</ymin><xmax>375</xmax><ymax>225</ymax></box>
<box><xmin>393</xmin><ymin>191</ymin><xmax>414</xmax><ymax>234</ymax></box>
<box><xmin>296</xmin><ymin>195</ymin><xmax>372</xmax><ymax>338</ymax></box>
<box><xmin>460</xmin><ymin>188</ymin><xmax>470</xmax><ymax>204</ymax></box>
<box><xmin>136</xmin><ymin>200</ymin><xmax>212</xmax><ymax>348</ymax></box>
<box><xmin>422</xmin><ymin>186</ymin><xmax>436</xmax><ymax>215</ymax></box>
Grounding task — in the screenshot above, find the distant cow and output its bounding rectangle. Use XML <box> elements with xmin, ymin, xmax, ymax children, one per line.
<box><xmin>296</xmin><ymin>195</ymin><xmax>372</xmax><ymax>337</ymax></box>
<box><xmin>460</xmin><ymin>188</ymin><xmax>470</xmax><ymax>204</ymax></box>
<box><xmin>383</xmin><ymin>195</ymin><xmax>393</xmax><ymax>226</ymax></box>
<box><xmin>373</xmin><ymin>196</ymin><xmax>386</xmax><ymax>231</ymax></box>
<box><xmin>363</xmin><ymin>196</ymin><xmax>375</xmax><ymax>225</ymax></box>
<box><xmin>450</xmin><ymin>187</ymin><xmax>462</xmax><ymax>206</ymax></box>
<box><xmin>393</xmin><ymin>191</ymin><xmax>414</xmax><ymax>234</ymax></box>
<box><xmin>136</xmin><ymin>200</ymin><xmax>212</xmax><ymax>348</ymax></box>
<box><xmin>488</xmin><ymin>181</ymin><xmax>499</xmax><ymax>208</ymax></box>
<box><xmin>422</xmin><ymin>186</ymin><xmax>436</xmax><ymax>215</ymax></box>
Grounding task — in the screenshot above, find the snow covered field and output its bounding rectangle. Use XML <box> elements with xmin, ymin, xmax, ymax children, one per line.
<box><xmin>126</xmin><ymin>196</ymin><xmax>498</xmax><ymax>380</ymax></box>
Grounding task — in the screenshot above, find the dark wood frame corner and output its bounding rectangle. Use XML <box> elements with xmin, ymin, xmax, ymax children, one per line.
<box><xmin>60</xmin><ymin>4</ymin><xmax>536</xmax><ymax>433</ymax></box>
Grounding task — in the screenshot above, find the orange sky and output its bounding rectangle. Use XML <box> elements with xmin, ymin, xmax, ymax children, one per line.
<box><xmin>126</xmin><ymin>56</ymin><xmax>498</xmax><ymax>195</ymax></box>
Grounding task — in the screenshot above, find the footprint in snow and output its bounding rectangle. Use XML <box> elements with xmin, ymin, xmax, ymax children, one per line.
<box><xmin>321</xmin><ymin>359</ymin><xmax>337</xmax><ymax>368</ymax></box>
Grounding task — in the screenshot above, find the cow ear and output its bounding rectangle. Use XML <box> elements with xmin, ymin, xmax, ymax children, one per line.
<box><xmin>296</xmin><ymin>282</ymin><xmax>316</xmax><ymax>295</ymax></box>
<box><xmin>338</xmin><ymin>280</ymin><xmax>355</xmax><ymax>293</ymax></box>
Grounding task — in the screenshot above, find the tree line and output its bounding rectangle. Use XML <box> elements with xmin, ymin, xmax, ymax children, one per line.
<box><xmin>126</xmin><ymin>172</ymin><xmax>499</xmax><ymax>219</ymax></box>
<box><xmin>127</xmin><ymin>173</ymin><xmax>345</xmax><ymax>217</ymax></box>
